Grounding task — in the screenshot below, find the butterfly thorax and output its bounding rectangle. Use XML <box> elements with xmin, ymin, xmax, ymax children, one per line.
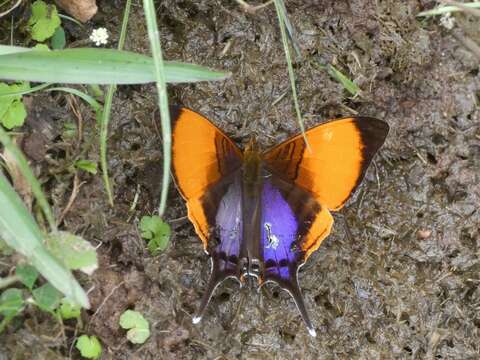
<box><xmin>242</xmin><ymin>138</ymin><xmax>263</xmax><ymax>190</ymax></box>
<box><xmin>240</xmin><ymin>137</ymin><xmax>266</xmax><ymax>279</ymax></box>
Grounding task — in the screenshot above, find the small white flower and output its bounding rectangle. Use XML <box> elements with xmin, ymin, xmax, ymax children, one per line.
<box><xmin>440</xmin><ymin>12</ymin><xmax>455</xmax><ymax>30</ymax></box>
<box><xmin>89</xmin><ymin>27</ymin><xmax>109</xmax><ymax>46</ymax></box>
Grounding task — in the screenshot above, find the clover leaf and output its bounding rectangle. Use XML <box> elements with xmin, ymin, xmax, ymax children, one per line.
<box><xmin>76</xmin><ymin>335</ymin><xmax>102</xmax><ymax>359</ymax></box>
<box><xmin>28</xmin><ymin>0</ymin><xmax>61</xmax><ymax>42</ymax></box>
<box><xmin>119</xmin><ymin>310</ymin><xmax>150</xmax><ymax>344</ymax></box>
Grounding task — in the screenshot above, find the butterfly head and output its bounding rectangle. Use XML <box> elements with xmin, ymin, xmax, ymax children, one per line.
<box><xmin>243</xmin><ymin>137</ymin><xmax>262</xmax><ymax>186</ymax></box>
<box><xmin>244</xmin><ymin>137</ymin><xmax>261</xmax><ymax>155</ymax></box>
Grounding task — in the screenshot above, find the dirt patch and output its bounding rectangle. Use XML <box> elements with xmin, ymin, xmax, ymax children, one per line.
<box><xmin>1</xmin><ymin>0</ymin><xmax>480</xmax><ymax>359</ymax></box>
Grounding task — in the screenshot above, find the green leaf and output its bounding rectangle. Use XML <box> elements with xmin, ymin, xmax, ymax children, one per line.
<box><xmin>33</xmin><ymin>44</ymin><xmax>50</xmax><ymax>51</ymax></box>
<box><xmin>139</xmin><ymin>216</ymin><xmax>171</xmax><ymax>255</ymax></box>
<box><xmin>51</xmin><ymin>26</ymin><xmax>66</xmax><ymax>50</ymax></box>
<box><xmin>0</xmin><ymin>83</ymin><xmax>15</xmax><ymax>117</ymax></box>
<box><xmin>76</xmin><ymin>335</ymin><xmax>102</xmax><ymax>359</ymax></box>
<box><xmin>119</xmin><ymin>310</ymin><xmax>150</xmax><ymax>344</ymax></box>
<box><xmin>75</xmin><ymin>160</ymin><xmax>97</xmax><ymax>175</ymax></box>
<box><xmin>0</xmin><ymin>82</ymin><xmax>29</xmax><ymax>129</ymax></box>
<box><xmin>2</xmin><ymin>100</ymin><xmax>27</xmax><ymax>129</ymax></box>
<box><xmin>0</xmin><ymin>288</ymin><xmax>24</xmax><ymax>316</ymax></box>
<box><xmin>0</xmin><ymin>82</ymin><xmax>29</xmax><ymax>111</ymax></box>
<box><xmin>32</xmin><ymin>283</ymin><xmax>62</xmax><ymax>312</ymax></box>
<box><xmin>28</xmin><ymin>1</ymin><xmax>61</xmax><ymax>42</ymax></box>
<box><xmin>15</xmin><ymin>264</ymin><xmax>39</xmax><ymax>290</ymax></box>
<box><xmin>0</xmin><ymin>46</ymin><xmax>231</xmax><ymax>85</ymax></box>
<box><xmin>58</xmin><ymin>297</ymin><xmax>81</xmax><ymax>319</ymax></box>
<box><xmin>45</xmin><ymin>231</ymin><xmax>98</xmax><ymax>275</ymax></box>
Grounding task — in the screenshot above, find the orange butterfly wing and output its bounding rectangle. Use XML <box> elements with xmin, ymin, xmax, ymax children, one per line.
<box><xmin>171</xmin><ymin>108</ymin><xmax>243</xmax><ymax>249</ymax></box>
<box><xmin>264</xmin><ymin>117</ymin><xmax>389</xmax><ymax>257</ymax></box>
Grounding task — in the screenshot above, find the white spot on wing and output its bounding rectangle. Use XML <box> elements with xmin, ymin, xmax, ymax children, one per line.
<box><xmin>264</xmin><ymin>222</ymin><xmax>280</xmax><ymax>249</ymax></box>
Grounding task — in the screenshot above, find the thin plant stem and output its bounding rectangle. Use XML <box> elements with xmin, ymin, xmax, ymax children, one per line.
<box><xmin>143</xmin><ymin>0</ymin><xmax>171</xmax><ymax>217</ymax></box>
<box><xmin>0</xmin><ymin>275</ymin><xmax>19</xmax><ymax>289</ymax></box>
<box><xmin>99</xmin><ymin>0</ymin><xmax>132</xmax><ymax>206</ymax></box>
<box><xmin>273</xmin><ymin>0</ymin><xmax>310</xmax><ymax>150</ymax></box>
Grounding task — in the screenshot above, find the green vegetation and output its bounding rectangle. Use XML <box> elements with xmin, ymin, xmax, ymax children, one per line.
<box><xmin>140</xmin><ymin>215</ymin><xmax>171</xmax><ymax>255</ymax></box>
<box><xmin>0</xmin><ymin>82</ymin><xmax>29</xmax><ymax>129</ymax></box>
<box><xmin>28</xmin><ymin>0</ymin><xmax>61</xmax><ymax>42</ymax></box>
<box><xmin>76</xmin><ymin>335</ymin><xmax>102</xmax><ymax>359</ymax></box>
<box><xmin>119</xmin><ymin>310</ymin><xmax>151</xmax><ymax>344</ymax></box>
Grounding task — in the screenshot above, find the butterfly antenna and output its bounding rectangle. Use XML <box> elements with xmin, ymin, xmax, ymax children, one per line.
<box><xmin>287</xmin><ymin>277</ymin><xmax>317</xmax><ymax>337</ymax></box>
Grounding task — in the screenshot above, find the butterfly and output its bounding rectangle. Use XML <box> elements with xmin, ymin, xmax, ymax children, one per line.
<box><xmin>171</xmin><ymin>107</ymin><xmax>389</xmax><ymax>337</ymax></box>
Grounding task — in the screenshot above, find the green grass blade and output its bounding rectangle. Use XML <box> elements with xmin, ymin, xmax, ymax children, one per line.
<box><xmin>0</xmin><ymin>127</ymin><xmax>56</xmax><ymax>232</ymax></box>
<box><xmin>326</xmin><ymin>65</ymin><xmax>360</xmax><ymax>96</ymax></box>
<box><xmin>0</xmin><ymin>172</ymin><xmax>89</xmax><ymax>308</ymax></box>
<box><xmin>0</xmin><ymin>84</ymin><xmax>102</xmax><ymax>116</ymax></box>
<box><xmin>46</xmin><ymin>87</ymin><xmax>102</xmax><ymax>112</ymax></box>
<box><xmin>0</xmin><ymin>83</ymin><xmax>51</xmax><ymax>97</ymax></box>
<box><xmin>273</xmin><ymin>0</ymin><xmax>309</xmax><ymax>149</ymax></box>
<box><xmin>0</xmin><ymin>47</ymin><xmax>231</xmax><ymax>84</ymax></box>
<box><xmin>100</xmin><ymin>0</ymin><xmax>133</xmax><ymax>206</ymax></box>
<box><xmin>417</xmin><ymin>2</ymin><xmax>480</xmax><ymax>17</ymax></box>
<box><xmin>143</xmin><ymin>0</ymin><xmax>171</xmax><ymax>217</ymax></box>
<box><xmin>275</xmin><ymin>0</ymin><xmax>301</xmax><ymax>57</ymax></box>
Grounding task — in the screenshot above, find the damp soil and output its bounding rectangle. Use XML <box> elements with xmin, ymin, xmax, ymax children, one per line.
<box><xmin>1</xmin><ymin>0</ymin><xmax>480</xmax><ymax>359</ymax></box>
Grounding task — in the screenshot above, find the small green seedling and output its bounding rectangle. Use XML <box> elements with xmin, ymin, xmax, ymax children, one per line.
<box><xmin>28</xmin><ymin>0</ymin><xmax>61</xmax><ymax>42</ymax></box>
<box><xmin>58</xmin><ymin>297</ymin><xmax>81</xmax><ymax>320</ymax></box>
<box><xmin>139</xmin><ymin>216</ymin><xmax>171</xmax><ymax>255</ymax></box>
<box><xmin>0</xmin><ymin>288</ymin><xmax>24</xmax><ymax>317</ymax></box>
<box><xmin>32</xmin><ymin>283</ymin><xmax>62</xmax><ymax>312</ymax></box>
<box><xmin>75</xmin><ymin>160</ymin><xmax>98</xmax><ymax>175</ymax></box>
<box><xmin>76</xmin><ymin>335</ymin><xmax>102</xmax><ymax>359</ymax></box>
<box><xmin>0</xmin><ymin>288</ymin><xmax>24</xmax><ymax>332</ymax></box>
<box><xmin>0</xmin><ymin>82</ymin><xmax>29</xmax><ymax>129</ymax></box>
<box><xmin>15</xmin><ymin>264</ymin><xmax>39</xmax><ymax>290</ymax></box>
<box><xmin>119</xmin><ymin>310</ymin><xmax>150</xmax><ymax>344</ymax></box>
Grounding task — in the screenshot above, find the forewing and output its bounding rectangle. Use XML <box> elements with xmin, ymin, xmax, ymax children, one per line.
<box><xmin>172</xmin><ymin>107</ymin><xmax>245</xmax><ymax>323</ymax></box>
<box><xmin>263</xmin><ymin>117</ymin><xmax>389</xmax><ymax>211</ymax></box>
<box><xmin>172</xmin><ymin>107</ymin><xmax>243</xmax><ymax>248</ymax></box>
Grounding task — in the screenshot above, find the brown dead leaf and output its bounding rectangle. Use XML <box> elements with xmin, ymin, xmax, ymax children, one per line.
<box><xmin>1</xmin><ymin>141</ymin><xmax>33</xmax><ymax>210</ymax></box>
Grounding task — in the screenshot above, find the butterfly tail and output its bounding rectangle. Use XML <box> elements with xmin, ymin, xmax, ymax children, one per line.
<box><xmin>260</xmin><ymin>272</ymin><xmax>316</xmax><ymax>337</ymax></box>
<box><xmin>287</xmin><ymin>277</ymin><xmax>317</xmax><ymax>337</ymax></box>
<box><xmin>192</xmin><ymin>258</ymin><xmax>240</xmax><ymax>324</ymax></box>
